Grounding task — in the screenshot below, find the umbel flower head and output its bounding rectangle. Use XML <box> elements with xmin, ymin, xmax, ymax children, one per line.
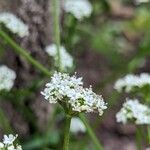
<box><xmin>0</xmin><ymin>134</ymin><xmax>22</xmax><ymax>150</ymax></box>
<box><xmin>41</xmin><ymin>72</ymin><xmax>107</xmax><ymax>115</ymax></box>
<box><xmin>0</xmin><ymin>12</ymin><xmax>29</xmax><ymax>37</ymax></box>
<box><xmin>114</xmin><ymin>73</ymin><xmax>150</xmax><ymax>92</ymax></box>
<box><xmin>70</xmin><ymin>117</ymin><xmax>86</xmax><ymax>134</ymax></box>
<box><xmin>63</xmin><ymin>0</ymin><xmax>92</xmax><ymax>20</ymax></box>
<box><xmin>0</xmin><ymin>65</ymin><xmax>16</xmax><ymax>91</ymax></box>
<box><xmin>45</xmin><ymin>44</ymin><xmax>73</xmax><ymax>71</ymax></box>
<box><xmin>116</xmin><ymin>98</ymin><xmax>150</xmax><ymax>124</ymax></box>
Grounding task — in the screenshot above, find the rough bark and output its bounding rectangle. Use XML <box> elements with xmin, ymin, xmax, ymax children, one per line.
<box><xmin>0</xmin><ymin>0</ymin><xmax>53</xmax><ymax>137</ymax></box>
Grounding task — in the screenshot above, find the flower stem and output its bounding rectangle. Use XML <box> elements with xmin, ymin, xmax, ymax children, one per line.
<box><xmin>52</xmin><ymin>0</ymin><xmax>61</xmax><ymax>71</ymax></box>
<box><xmin>0</xmin><ymin>30</ymin><xmax>51</xmax><ymax>77</ymax></box>
<box><xmin>136</xmin><ymin>128</ymin><xmax>142</xmax><ymax>150</ymax></box>
<box><xmin>0</xmin><ymin>108</ymin><xmax>13</xmax><ymax>133</ymax></box>
<box><xmin>79</xmin><ymin>114</ymin><xmax>103</xmax><ymax>150</ymax></box>
<box><xmin>148</xmin><ymin>126</ymin><xmax>150</xmax><ymax>145</ymax></box>
<box><xmin>65</xmin><ymin>15</ymin><xmax>77</xmax><ymax>51</ymax></box>
<box><xmin>63</xmin><ymin>115</ymin><xmax>71</xmax><ymax>150</ymax></box>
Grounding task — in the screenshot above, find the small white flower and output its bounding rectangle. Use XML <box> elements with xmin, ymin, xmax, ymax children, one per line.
<box><xmin>116</xmin><ymin>99</ymin><xmax>150</xmax><ymax>124</ymax></box>
<box><xmin>63</xmin><ymin>0</ymin><xmax>92</xmax><ymax>20</ymax></box>
<box><xmin>45</xmin><ymin>44</ymin><xmax>73</xmax><ymax>71</ymax></box>
<box><xmin>0</xmin><ymin>65</ymin><xmax>16</xmax><ymax>91</ymax></box>
<box><xmin>70</xmin><ymin>117</ymin><xmax>86</xmax><ymax>134</ymax></box>
<box><xmin>16</xmin><ymin>145</ymin><xmax>22</xmax><ymax>150</ymax></box>
<box><xmin>0</xmin><ymin>142</ymin><xmax>4</xmax><ymax>148</ymax></box>
<box><xmin>0</xmin><ymin>134</ymin><xmax>22</xmax><ymax>150</ymax></box>
<box><xmin>0</xmin><ymin>12</ymin><xmax>29</xmax><ymax>37</ymax></box>
<box><xmin>8</xmin><ymin>145</ymin><xmax>15</xmax><ymax>150</ymax></box>
<box><xmin>7</xmin><ymin>145</ymin><xmax>22</xmax><ymax>150</ymax></box>
<box><xmin>41</xmin><ymin>72</ymin><xmax>107</xmax><ymax>115</ymax></box>
<box><xmin>114</xmin><ymin>73</ymin><xmax>150</xmax><ymax>92</ymax></box>
<box><xmin>135</xmin><ymin>0</ymin><xmax>149</xmax><ymax>5</ymax></box>
<box><xmin>3</xmin><ymin>134</ymin><xmax>17</xmax><ymax>145</ymax></box>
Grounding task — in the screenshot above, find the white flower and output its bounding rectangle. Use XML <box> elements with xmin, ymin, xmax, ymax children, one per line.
<box><xmin>116</xmin><ymin>99</ymin><xmax>150</xmax><ymax>124</ymax></box>
<box><xmin>0</xmin><ymin>12</ymin><xmax>29</xmax><ymax>37</ymax></box>
<box><xmin>0</xmin><ymin>134</ymin><xmax>22</xmax><ymax>150</ymax></box>
<box><xmin>0</xmin><ymin>65</ymin><xmax>16</xmax><ymax>91</ymax></box>
<box><xmin>135</xmin><ymin>0</ymin><xmax>149</xmax><ymax>5</ymax></box>
<box><xmin>7</xmin><ymin>145</ymin><xmax>22</xmax><ymax>150</ymax></box>
<box><xmin>70</xmin><ymin>117</ymin><xmax>86</xmax><ymax>134</ymax></box>
<box><xmin>16</xmin><ymin>145</ymin><xmax>22</xmax><ymax>150</ymax></box>
<box><xmin>45</xmin><ymin>44</ymin><xmax>73</xmax><ymax>71</ymax></box>
<box><xmin>41</xmin><ymin>72</ymin><xmax>107</xmax><ymax>115</ymax></box>
<box><xmin>3</xmin><ymin>134</ymin><xmax>17</xmax><ymax>145</ymax></box>
<box><xmin>63</xmin><ymin>0</ymin><xmax>92</xmax><ymax>20</ymax></box>
<box><xmin>0</xmin><ymin>142</ymin><xmax>4</xmax><ymax>148</ymax></box>
<box><xmin>114</xmin><ymin>73</ymin><xmax>150</xmax><ymax>92</ymax></box>
<box><xmin>8</xmin><ymin>145</ymin><xmax>15</xmax><ymax>150</ymax></box>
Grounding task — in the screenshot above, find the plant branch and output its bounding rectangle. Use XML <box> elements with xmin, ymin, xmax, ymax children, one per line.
<box><xmin>148</xmin><ymin>126</ymin><xmax>150</xmax><ymax>145</ymax></box>
<box><xmin>136</xmin><ymin>127</ymin><xmax>142</xmax><ymax>150</ymax></box>
<box><xmin>0</xmin><ymin>30</ymin><xmax>51</xmax><ymax>77</ymax></box>
<box><xmin>79</xmin><ymin>114</ymin><xmax>103</xmax><ymax>150</ymax></box>
<box><xmin>0</xmin><ymin>107</ymin><xmax>13</xmax><ymax>133</ymax></box>
<box><xmin>52</xmin><ymin>0</ymin><xmax>61</xmax><ymax>71</ymax></box>
<box><xmin>63</xmin><ymin>115</ymin><xmax>71</xmax><ymax>150</ymax></box>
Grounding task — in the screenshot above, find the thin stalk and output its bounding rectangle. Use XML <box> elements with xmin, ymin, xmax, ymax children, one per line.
<box><xmin>79</xmin><ymin>114</ymin><xmax>103</xmax><ymax>150</ymax></box>
<box><xmin>0</xmin><ymin>108</ymin><xmax>13</xmax><ymax>133</ymax></box>
<box><xmin>0</xmin><ymin>30</ymin><xmax>51</xmax><ymax>77</ymax></box>
<box><xmin>63</xmin><ymin>115</ymin><xmax>71</xmax><ymax>150</ymax></box>
<box><xmin>65</xmin><ymin>15</ymin><xmax>77</xmax><ymax>50</ymax></box>
<box><xmin>0</xmin><ymin>30</ymin><xmax>103</xmax><ymax>150</ymax></box>
<box><xmin>136</xmin><ymin>128</ymin><xmax>142</xmax><ymax>150</ymax></box>
<box><xmin>148</xmin><ymin>126</ymin><xmax>150</xmax><ymax>145</ymax></box>
<box><xmin>52</xmin><ymin>0</ymin><xmax>61</xmax><ymax>71</ymax></box>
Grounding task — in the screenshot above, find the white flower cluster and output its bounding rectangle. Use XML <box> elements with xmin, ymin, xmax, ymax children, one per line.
<box><xmin>135</xmin><ymin>0</ymin><xmax>149</xmax><ymax>5</ymax></box>
<box><xmin>45</xmin><ymin>44</ymin><xmax>73</xmax><ymax>71</ymax></box>
<box><xmin>0</xmin><ymin>65</ymin><xmax>16</xmax><ymax>91</ymax></box>
<box><xmin>70</xmin><ymin>117</ymin><xmax>86</xmax><ymax>134</ymax></box>
<box><xmin>63</xmin><ymin>0</ymin><xmax>92</xmax><ymax>20</ymax></box>
<box><xmin>116</xmin><ymin>99</ymin><xmax>150</xmax><ymax>124</ymax></box>
<box><xmin>0</xmin><ymin>12</ymin><xmax>29</xmax><ymax>37</ymax></box>
<box><xmin>114</xmin><ymin>73</ymin><xmax>150</xmax><ymax>92</ymax></box>
<box><xmin>0</xmin><ymin>134</ymin><xmax>22</xmax><ymax>150</ymax></box>
<box><xmin>41</xmin><ymin>72</ymin><xmax>107</xmax><ymax>115</ymax></box>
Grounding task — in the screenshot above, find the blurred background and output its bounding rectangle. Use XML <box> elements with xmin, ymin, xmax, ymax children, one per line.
<box><xmin>0</xmin><ymin>0</ymin><xmax>150</xmax><ymax>149</ymax></box>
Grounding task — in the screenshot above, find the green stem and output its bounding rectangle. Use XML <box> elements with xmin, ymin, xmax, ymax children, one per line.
<box><xmin>0</xmin><ymin>30</ymin><xmax>103</xmax><ymax>150</ymax></box>
<box><xmin>79</xmin><ymin>114</ymin><xmax>103</xmax><ymax>150</ymax></box>
<box><xmin>0</xmin><ymin>30</ymin><xmax>51</xmax><ymax>77</ymax></box>
<box><xmin>136</xmin><ymin>128</ymin><xmax>142</xmax><ymax>150</ymax></box>
<box><xmin>0</xmin><ymin>107</ymin><xmax>13</xmax><ymax>133</ymax></box>
<box><xmin>63</xmin><ymin>115</ymin><xmax>71</xmax><ymax>150</ymax></box>
<box><xmin>52</xmin><ymin>0</ymin><xmax>61</xmax><ymax>71</ymax></box>
<box><xmin>148</xmin><ymin>126</ymin><xmax>150</xmax><ymax>145</ymax></box>
<box><xmin>65</xmin><ymin>15</ymin><xmax>77</xmax><ymax>50</ymax></box>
